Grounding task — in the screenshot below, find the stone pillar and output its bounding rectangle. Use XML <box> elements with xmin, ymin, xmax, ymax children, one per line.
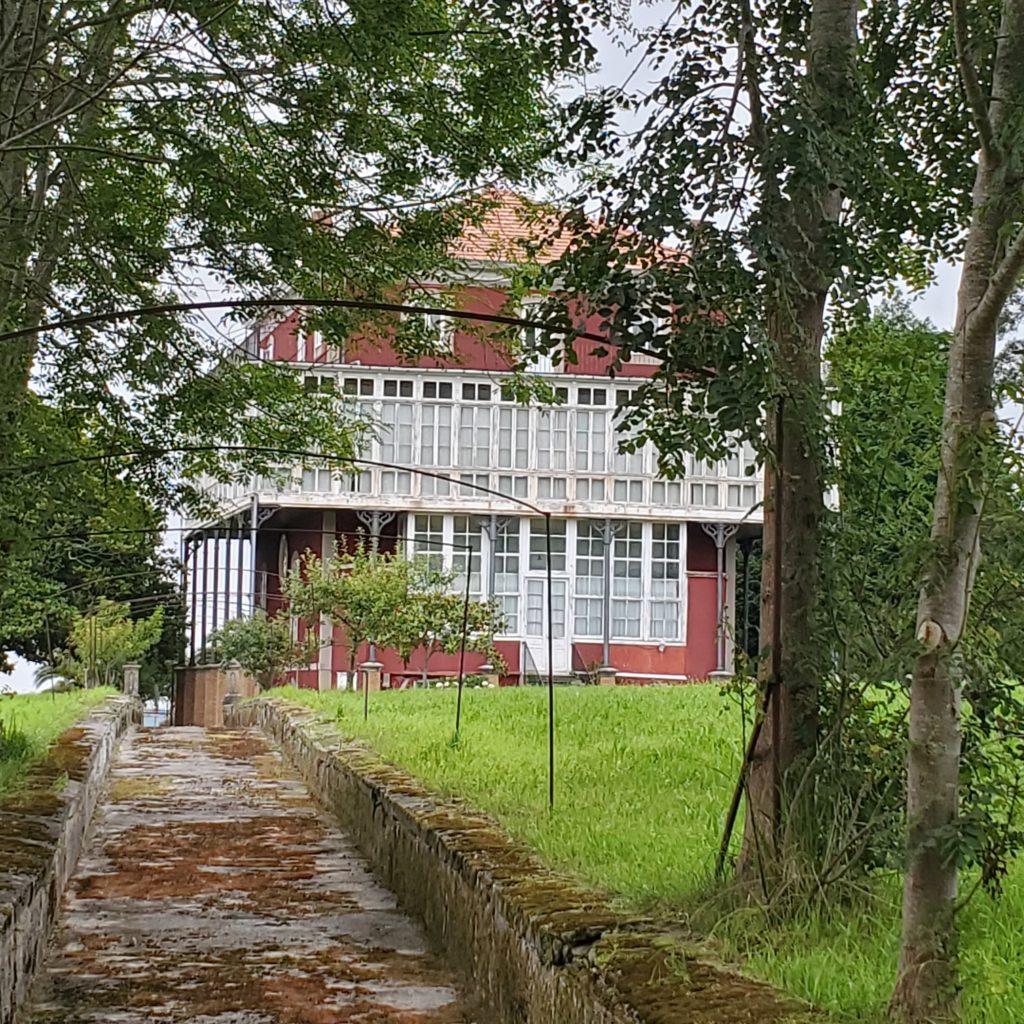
<box><xmin>122</xmin><ymin>662</ymin><xmax>141</xmax><ymax>697</ymax></box>
<box><xmin>596</xmin><ymin>666</ymin><xmax>618</xmax><ymax>687</ymax></box>
<box><xmin>360</xmin><ymin>660</ymin><xmax>383</xmax><ymax>693</ymax></box>
<box><xmin>223</xmin><ymin>659</ymin><xmax>242</xmax><ymax>712</ymax></box>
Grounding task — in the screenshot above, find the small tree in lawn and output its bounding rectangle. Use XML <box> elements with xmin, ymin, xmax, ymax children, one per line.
<box><xmin>390</xmin><ymin>560</ymin><xmax>506</xmax><ymax>686</ymax></box>
<box><xmin>284</xmin><ymin>545</ymin><xmax>415</xmax><ymax>684</ymax></box>
<box><xmin>208</xmin><ymin>611</ymin><xmax>307</xmax><ymax>690</ymax></box>
<box><xmin>35</xmin><ymin>597</ymin><xmax>164</xmax><ymax>689</ymax></box>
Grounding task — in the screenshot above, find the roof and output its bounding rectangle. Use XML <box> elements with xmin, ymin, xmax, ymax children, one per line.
<box><xmin>448</xmin><ymin>189</ymin><xmax>683</xmax><ymax>269</ymax></box>
<box><xmin>449</xmin><ymin>190</ymin><xmax>571</xmax><ymax>265</ymax></box>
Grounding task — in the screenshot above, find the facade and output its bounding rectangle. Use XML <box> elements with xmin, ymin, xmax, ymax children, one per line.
<box><xmin>181</xmin><ymin>196</ymin><xmax>763</xmax><ymax>689</ymax></box>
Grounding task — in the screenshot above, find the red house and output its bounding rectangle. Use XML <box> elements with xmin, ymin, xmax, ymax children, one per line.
<box><xmin>179</xmin><ymin>193</ymin><xmax>762</xmax><ymax>699</ymax></box>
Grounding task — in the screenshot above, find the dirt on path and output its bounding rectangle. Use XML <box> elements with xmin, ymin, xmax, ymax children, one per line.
<box><xmin>19</xmin><ymin>726</ymin><xmax>477</xmax><ymax>1024</ymax></box>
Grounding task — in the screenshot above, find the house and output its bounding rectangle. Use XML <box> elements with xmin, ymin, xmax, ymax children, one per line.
<box><xmin>178</xmin><ymin>193</ymin><xmax>763</xmax><ymax>703</ymax></box>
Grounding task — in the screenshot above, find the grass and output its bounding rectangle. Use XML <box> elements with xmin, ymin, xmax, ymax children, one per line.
<box><xmin>276</xmin><ymin>685</ymin><xmax>1024</xmax><ymax>1023</ymax></box>
<box><xmin>0</xmin><ymin>688</ymin><xmax>115</xmax><ymax>797</ymax></box>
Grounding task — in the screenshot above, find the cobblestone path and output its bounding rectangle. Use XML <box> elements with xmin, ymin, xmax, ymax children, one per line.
<box><xmin>20</xmin><ymin>727</ymin><xmax>476</xmax><ymax>1023</ymax></box>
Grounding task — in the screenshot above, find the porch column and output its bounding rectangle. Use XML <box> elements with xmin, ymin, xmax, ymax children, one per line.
<box><xmin>597</xmin><ymin>519</ymin><xmax>620</xmax><ymax>684</ymax></box>
<box><xmin>356</xmin><ymin>510</ymin><xmax>396</xmax><ymax>666</ymax></box>
<box><xmin>481</xmin><ymin>514</ymin><xmax>512</xmax><ymax>601</ymax></box>
<box><xmin>319</xmin><ymin>510</ymin><xmax>336</xmax><ymax>691</ymax></box>
<box><xmin>701</xmin><ymin>523</ymin><xmax>739</xmax><ymax>675</ymax></box>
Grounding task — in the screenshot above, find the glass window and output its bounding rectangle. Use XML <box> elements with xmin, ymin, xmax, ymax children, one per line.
<box><xmin>380</xmin><ymin>402</ymin><xmax>414</xmax><ymax>462</ymax></box>
<box><xmin>452</xmin><ymin>516</ymin><xmax>483</xmax><ymax>596</ymax></box>
<box><xmin>411</xmin><ymin>514</ymin><xmax>444</xmax><ymax>571</ymax></box>
<box><xmin>574</xmin><ymin>521</ymin><xmax>606</xmax><ymax>636</ymax></box>
<box><xmin>537</xmin><ymin>409</ymin><xmax>568</xmax><ymax>471</ymax></box>
<box><xmin>650</xmin><ymin>524</ymin><xmax>681</xmax><ymax>640</ymax></box>
<box><xmin>575</xmin><ymin>408</ymin><xmax>608</xmax><ymax>472</ymax></box>
<box><xmin>497</xmin><ymin>406</ymin><xmax>530</xmax><ymax>469</ymax></box>
<box><xmin>380</xmin><ymin>470</ymin><xmax>411</xmax><ymax>494</ymax></box>
<box><xmin>612</xmin><ymin>523</ymin><xmax>643</xmax><ymax>638</ymax></box>
<box><xmin>537</xmin><ymin>477</ymin><xmax>567</xmax><ymax>499</ymax></box>
<box><xmin>690</xmin><ymin>482</ymin><xmax>721</xmax><ymax>507</ymax></box>
<box><xmin>458</xmin><ymin>405</ymin><xmax>491</xmax><ymax>469</ymax></box>
<box><xmin>652</xmin><ymin>481</ymin><xmax>682</xmax><ymax>505</ymax></box>
<box><xmin>728</xmin><ymin>483</ymin><xmax>758</xmax><ymax>507</ymax></box>
<box><xmin>575</xmin><ymin>478</ymin><xmax>606</xmax><ymax>501</ymax></box>
<box><xmin>493</xmin><ymin>521</ymin><xmax>520</xmax><ymax>633</ymax></box>
<box><xmin>383</xmin><ymin>379</ymin><xmax>414</xmax><ymax>397</ymax></box>
<box><xmin>423</xmin><ymin>380</ymin><xmax>453</xmax><ymax>399</ymax></box>
<box><xmin>529</xmin><ymin>519</ymin><xmax>566</xmax><ymax>572</ymax></box>
<box><xmin>497</xmin><ymin>475</ymin><xmax>528</xmax><ymax>498</ymax></box>
<box><xmin>459</xmin><ymin>472</ymin><xmax>490</xmax><ymax>496</ymax></box>
<box><xmin>613</xmin><ymin>479</ymin><xmax>645</xmax><ymax>503</ymax></box>
<box><xmin>420</xmin><ymin>404</ymin><xmax>452</xmax><ymax>466</ymax></box>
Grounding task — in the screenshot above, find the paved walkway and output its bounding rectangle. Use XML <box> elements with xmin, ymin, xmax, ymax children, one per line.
<box><xmin>21</xmin><ymin>727</ymin><xmax>475</xmax><ymax>1024</ymax></box>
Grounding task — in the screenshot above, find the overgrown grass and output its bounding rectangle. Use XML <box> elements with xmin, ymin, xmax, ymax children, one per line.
<box><xmin>0</xmin><ymin>688</ymin><xmax>114</xmax><ymax>797</ymax></box>
<box><xmin>276</xmin><ymin>685</ymin><xmax>1024</xmax><ymax>1022</ymax></box>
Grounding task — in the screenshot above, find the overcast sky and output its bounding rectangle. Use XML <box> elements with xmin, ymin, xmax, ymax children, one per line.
<box><xmin>0</xmin><ymin>9</ymin><xmax>970</xmax><ymax>695</ymax></box>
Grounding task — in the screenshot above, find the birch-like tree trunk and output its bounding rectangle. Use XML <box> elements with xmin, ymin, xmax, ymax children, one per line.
<box><xmin>892</xmin><ymin>2</ymin><xmax>1024</xmax><ymax>1018</ymax></box>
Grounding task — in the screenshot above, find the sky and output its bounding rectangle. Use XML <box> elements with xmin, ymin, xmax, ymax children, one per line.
<box><xmin>0</xmin><ymin>7</ymin><xmax>971</xmax><ymax>695</ymax></box>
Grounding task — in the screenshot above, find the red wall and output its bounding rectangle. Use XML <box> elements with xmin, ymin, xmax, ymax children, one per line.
<box><xmin>264</xmin><ymin>287</ymin><xmax>658</xmax><ymax>379</ymax></box>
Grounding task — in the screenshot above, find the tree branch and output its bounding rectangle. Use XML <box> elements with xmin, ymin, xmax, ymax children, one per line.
<box><xmin>952</xmin><ymin>0</ymin><xmax>999</xmax><ymax>160</ymax></box>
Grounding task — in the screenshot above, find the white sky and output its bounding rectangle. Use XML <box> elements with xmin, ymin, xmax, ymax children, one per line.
<box><xmin>0</xmin><ymin>9</ymin><xmax>972</xmax><ymax>694</ymax></box>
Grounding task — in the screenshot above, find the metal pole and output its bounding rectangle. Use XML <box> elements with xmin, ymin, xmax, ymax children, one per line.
<box><xmin>249</xmin><ymin>495</ymin><xmax>259</xmax><ymax>614</ymax></box>
<box><xmin>455</xmin><ymin>551</ymin><xmax>472</xmax><ymax>736</ymax></box>
<box><xmin>211</xmin><ymin>530</ymin><xmax>220</xmax><ymax>637</ymax></box>
<box><xmin>545</xmin><ymin>512</ymin><xmax>554</xmax><ymax>809</ymax></box>
<box><xmin>223</xmin><ymin>526</ymin><xmax>233</xmax><ymax>624</ymax></box>
<box><xmin>368</xmin><ymin>510</ymin><xmax>380</xmax><ymax>662</ymax></box>
<box><xmin>199</xmin><ymin>533</ymin><xmax>209</xmax><ymax>662</ymax></box>
<box><xmin>188</xmin><ymin>538</ymin><xmax>198</xmax><ymax>665</ymax></box>
<box><xmin>236</xmin><ymin>518</ymin><xmax>244</xmax><ymax>619</ymax></box>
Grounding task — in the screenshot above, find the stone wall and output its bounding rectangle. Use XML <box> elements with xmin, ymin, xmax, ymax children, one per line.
<box><xmin>0</xmin><ymin>696</ymin><xmax>135</xmax><ymax>1024</ymax></box>
<box><xmin>230</xmin><ymin>698</ymin><xmax>815</xmax><ymax>1024</ymax></box>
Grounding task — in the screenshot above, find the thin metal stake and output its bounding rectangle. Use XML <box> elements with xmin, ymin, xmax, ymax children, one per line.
<box><xmin>455</xmin><ymin>551</ymin><xmax>472</xmax><ymax>736</ymax></box>
<box><xmin>545</xmin><ymin>512</ymin><xmax>554</xmax><ymax>809</ymax></box>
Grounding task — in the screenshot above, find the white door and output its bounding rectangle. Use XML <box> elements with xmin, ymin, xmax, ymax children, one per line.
<box><xmin>523</xmin><ymin>577</ymin><xmax>570</xmax><ymax>674</ymax></box>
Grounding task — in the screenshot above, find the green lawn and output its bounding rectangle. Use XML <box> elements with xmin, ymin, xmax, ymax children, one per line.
<box><xmin>0</xmin><ymin>688</ymin><xmax>115</xmax><ymax>797</ymax></box>
<box><xmin>277</xmin><ymin>685</ymin><xmax>1024</xmax><ymax>1023</ymax></box>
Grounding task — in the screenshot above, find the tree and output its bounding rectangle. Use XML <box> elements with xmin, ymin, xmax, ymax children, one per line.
<box><xmin>537</xmin><ymin>0</ymin><xmax>913</xmax><ymax>874</ymax></box>
<box><xmin>0</xmin><ymin>0</ymin><xmax>594</xmax><ymax>507</ymax></box>
<box><xmin>389</xmin><ymin>559</ymin><xmax>505</xmax><ymax>684</ymax></box>
<box><xmin>207</xmin><ymin>610</ymin><xmax>306</xmax><ymax>690</ymax></box>
<box><xmin>893</xmin><ymin>3</ymin><xmax>1024</xmax><ymax>1017</ymax></box>
<box><xmin>37</xmin><ymin>597</ymin><xmax>164</xmax><ymax>689</ymax></box>
<box><xmin>284</xmin><ymin>545</ymin><xmax>415</xmax><ymax>682</ymax></box>
<box><xmin>284</xmin><ymin>546</ymin><xmax>504</xmax><ymax>686</ymax></box>
<box><xmin>0</xmin><ymin>397</ymin><xmax>181</xmax><ymax>670</ymax></box>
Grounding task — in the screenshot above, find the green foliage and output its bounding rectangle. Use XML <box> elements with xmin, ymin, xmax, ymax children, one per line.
<box><xmin>0</xmin><ymin>399</ymin><xmax>183</xmax><ymax>673</ymax></box>
<box><xmin>777</xmin><ymin>307</ymin><xmax>1024</xmax><ymax>895</ymax></box>
<box><xmin>40</xmin><ymin>599</ymin><xmax>165</xmax><ymax>689</ymax></box>
<box><xmin>0</xmin><ymin>0</ymin><xmax>597</xmax><ymax>515</ymax></box>
<box><xmin>207</xmin><ymin>610</ymin><xmax>307</xmax><ymax>690</ymax></box>
<box><xmin>285</xmin><ymin>545</ymin><xmax>505</xmax><ymax>681</ymax></box>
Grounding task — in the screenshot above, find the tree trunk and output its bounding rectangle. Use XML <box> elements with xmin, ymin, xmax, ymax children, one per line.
<box><xmin>738</xmin><ymin>0</ymin><xmax>856</xmax><ymax>877</ymax></box>
<box><xmin>892</xmin><ymin>3</ymin><xmax>1024</xmax><ymax>1016</ymax></box>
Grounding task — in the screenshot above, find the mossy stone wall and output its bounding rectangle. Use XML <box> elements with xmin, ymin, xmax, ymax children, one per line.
<box><xmin>0</xmin><ymin>697</ymin><xmax>135</xmax><ymax>1024</ymax></box>
<box><xmin>232</xmin><ymin>698</ymin><xmax>816</xmax><ymax>1024</ymax></box>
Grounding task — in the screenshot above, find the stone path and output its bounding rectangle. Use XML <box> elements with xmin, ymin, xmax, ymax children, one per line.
<box><xmin>20</xmin><ymin>727</ymin><xmax>476</xmax><ymax>1024</ymax></box>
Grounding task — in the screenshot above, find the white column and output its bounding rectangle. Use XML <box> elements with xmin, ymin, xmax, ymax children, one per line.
<box><xmin>319</xmin><ymin>510</ymin><xmax>336</xmax><ymax>691</ymax></box>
